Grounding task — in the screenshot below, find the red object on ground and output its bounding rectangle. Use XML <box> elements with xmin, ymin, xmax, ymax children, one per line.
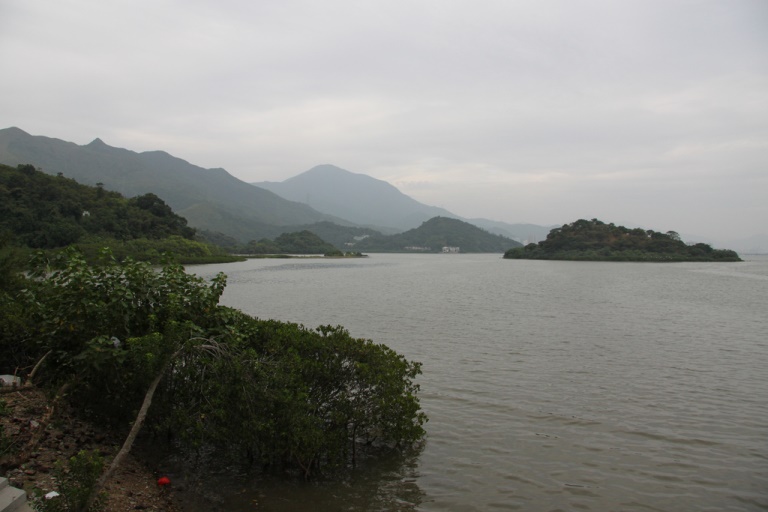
<box><xmin>157</xmin><ymin>476</ymin><xmax>171</xmax><ymax>487</ymax></box>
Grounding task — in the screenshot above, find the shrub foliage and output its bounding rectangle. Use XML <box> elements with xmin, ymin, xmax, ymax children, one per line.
<box><xmin>3</xmin><ymin>248</ymin><xmax>426</xmax><ymax>477</ymax></box>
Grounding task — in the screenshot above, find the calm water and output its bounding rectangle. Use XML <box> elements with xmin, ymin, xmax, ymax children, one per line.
<box><xmin>179</xmin><ymin>254</ymin><xmax>768</xmax><ymax>511</ymax></box>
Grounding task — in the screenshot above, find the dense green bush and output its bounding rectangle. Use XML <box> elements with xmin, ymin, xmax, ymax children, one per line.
<box><xmin>9</xmin><ymin>247</ymin><xmax>426</xmax><ymax>477</ymax></box>
<box><xmin>160</xmin><ymin>315</ymin><xmax>426</xmax><ymax>474</ymax></box>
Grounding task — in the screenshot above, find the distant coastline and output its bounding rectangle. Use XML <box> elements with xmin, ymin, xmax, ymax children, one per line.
<box><xmin>242</xmin><ymin>253</ymin><xmax>368</xmax><ymax>259</ymax></box>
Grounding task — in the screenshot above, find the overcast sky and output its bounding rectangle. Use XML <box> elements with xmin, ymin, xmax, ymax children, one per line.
<box><xmin>1</xmin><ymin>0</ymin><xmax>766</xmax><ymax>241</ymax></box>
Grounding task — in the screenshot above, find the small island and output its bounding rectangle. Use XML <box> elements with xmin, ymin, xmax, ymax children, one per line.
<box><xmin>503</xmin><ymin>219</ymin><xmax>742</xmax><ymax>262</ymax></box>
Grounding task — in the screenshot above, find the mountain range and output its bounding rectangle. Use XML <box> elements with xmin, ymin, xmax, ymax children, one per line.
<box><xmin>3</xmin><ymin>126</ymin><xmax>761</xmax><ymax>254</ymax></box>
<box><xmin>0</xmin><ymin>127</ymin><xmax>545</xmax><ymax>246</ymax></box>
<box><xmin>0</xmin><ymin>127</ymin><xmax>347</xmax><ymax>242</ymax></box>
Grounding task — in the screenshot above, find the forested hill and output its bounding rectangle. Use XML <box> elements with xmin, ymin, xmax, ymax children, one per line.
<box><xmin>0</xmin><ymin>163</ymin><xmax>236</xmax><ymax>262</ymax></box>
<box><xmin>0</xmin><ymin>163</ymin><xmax>195</xmax><ymax>247</ymax></box>
<box><xmin>503</xmin><ymin>219</ymin><xmax>741</xmax><ymax>262</ymax></box>
<box><xmin>353</xmin><ymin>216</ymin><xmax>522</xmax><ymax>253</ymax></box>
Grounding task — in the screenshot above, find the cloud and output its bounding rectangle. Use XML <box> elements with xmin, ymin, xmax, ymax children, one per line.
<box><xmin>1</xmin><ymin>0</ymin><xmax>766</xmax><ymax>240</ymax></box>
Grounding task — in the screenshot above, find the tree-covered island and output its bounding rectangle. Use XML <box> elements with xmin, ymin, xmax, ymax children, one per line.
<box><xmin>503</xmin><ymin>218</ymin><xmax>741</xmax><ymax>262</ymax></box>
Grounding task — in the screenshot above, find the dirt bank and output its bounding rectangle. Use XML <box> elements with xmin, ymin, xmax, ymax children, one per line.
<box><xmin>1</xmin><ymin>388</ymin><xmax>180</xmax><ymax>511</ymax></box>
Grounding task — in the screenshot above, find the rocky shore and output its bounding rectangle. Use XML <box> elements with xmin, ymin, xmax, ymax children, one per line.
<box><xmin>1</xmin><ymin>388</ymin><xmax>180</xmax><ymax>511</ymax></box>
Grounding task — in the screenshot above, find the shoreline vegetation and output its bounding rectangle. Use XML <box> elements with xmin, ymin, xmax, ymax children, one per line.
<box><xmin>504</xmin><ymin>219</ymin><xmax>742</xmax><ymax>262</ymax></box>
<box><xmin>1</xmin><ymin>246</ymin><xmax>425</xmax><ymax>510</ymax></box>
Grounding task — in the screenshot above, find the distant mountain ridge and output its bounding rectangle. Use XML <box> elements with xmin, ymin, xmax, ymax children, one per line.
<box><xmin>254</xmin><ymin>164</ymin><xmax>555</xmax><ymax>241</ymax></box>
<box><xmin>3</xmin><ymin>127</ymin><xmax>761</xmax><ymax>252</ymax></box>
<box><xmin>0</xmin><ymin>127</ymin><xmax>346</xmax><ymax>242</ymax></box>
<box><xmin>255</xmin><ymin>164</ymin><xmax>456</xmax><ymax>233</ymax></box>
<box><xmin>0</xmin><ymin>127</ymin><xmax>557</xmax><ymax>247</ymax></box>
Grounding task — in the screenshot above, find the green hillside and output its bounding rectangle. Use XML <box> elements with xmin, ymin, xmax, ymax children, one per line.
<box><xmin>353</xmin><ymin>216</ymin><xmax>522</xmax><ymax>253</ymax></box>
<box><xmin>504</xmin><ymin>218</ymin><xmax>741</xmax><ymax>262</ymax></box>
<box><xmin>0</xmin><ymin>163</ymin><xmax>238</xmax><ymax>263</ymax></box>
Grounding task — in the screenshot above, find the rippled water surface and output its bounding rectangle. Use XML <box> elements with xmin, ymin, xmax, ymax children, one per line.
<box><xmin>183</xmin><ymin>254</ymin><xmax>768</xmax><ymax>511</ymax></box>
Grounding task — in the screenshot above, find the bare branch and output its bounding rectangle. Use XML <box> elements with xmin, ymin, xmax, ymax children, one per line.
<box><xmin>27</xmin><ymin>349</ymin><xmax>53</xmax><ymax>383</ymax></box>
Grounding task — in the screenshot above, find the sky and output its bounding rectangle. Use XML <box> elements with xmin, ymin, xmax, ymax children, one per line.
<box><xmin>1</xmin><ymin>0</ymin><xmax>767</xmax><ymax>242</ymax></box>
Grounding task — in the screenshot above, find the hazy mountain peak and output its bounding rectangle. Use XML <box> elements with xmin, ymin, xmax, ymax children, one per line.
<box><xmin>306</xmin><ymin>164</ymin><xmax>348</xmax><ymax>174</ymax></box>
<box><xmin>290</xmin><ymin>164</ymin><xmax>375</xmax><ymax>182</ymax></box>
<box><xmin>87</xmin><ymin>137</ymin><xmax>107</xmax><ymax>147</ymax></box>
<box><xmin>255</xmin><ymin>164</ymin><xmax>558</xmax><ymax>241</ymax></box>
<box><xmin>254</xmin><ymin>164</ymin><xmax>456</xmax><ymax>231</ymax></box>
<box><xmin>3</xmin><ymin>126</ymin><xmax>29</xmax><ymax>137</ymax></box>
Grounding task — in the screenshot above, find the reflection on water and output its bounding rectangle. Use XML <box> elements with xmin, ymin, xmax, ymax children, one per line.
<box><xmin>157</xmin><ymin>444</ymin><xmax>425</xmax><ymax>512</ymax></box>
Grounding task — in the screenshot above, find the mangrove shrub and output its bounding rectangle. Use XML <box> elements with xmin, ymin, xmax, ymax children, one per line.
<box><xmin>10</xmin><ymin>248</ymin><xmax>426</xmax><ymax>476</ymax></box>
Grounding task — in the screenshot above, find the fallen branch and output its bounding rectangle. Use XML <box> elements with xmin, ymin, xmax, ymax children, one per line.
<box><xmin>27</xmin><ymin>349</ymin><xmax>52</xmax><ymax>384</ymax></box>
